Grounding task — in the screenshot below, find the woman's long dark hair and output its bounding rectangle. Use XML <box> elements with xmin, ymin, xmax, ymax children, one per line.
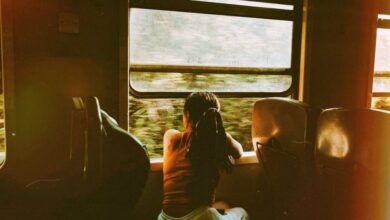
<box><xmin>183</xmin><ymin>92</ymin><xmax>234</xmax><ymax>204</ymax></box>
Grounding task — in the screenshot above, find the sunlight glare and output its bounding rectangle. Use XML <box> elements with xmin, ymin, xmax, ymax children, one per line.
<box><xmin>318</xmin><ymin>124</ymin><xmax>349</xmax><ymax>158</ymax></box>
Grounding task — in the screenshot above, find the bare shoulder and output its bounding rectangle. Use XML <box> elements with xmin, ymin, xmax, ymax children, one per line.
<box><xmin>225</xmin><ymin>132</ymin><xmax>236</xmax><ymax>142</ymax></box>
<box><xmin>163</xmin><ymin>129</ymin><xmax>182</xmax><ymax>150</ymax></box>
<box><xmin>164</xmin><ymin>129</ymin><xmax>180</xmax><ymax>141</ymax></box>
<box><xmin>165</xmin><ymin>128</ymin><xmax>180</xmax><ymax>135</ymax></box>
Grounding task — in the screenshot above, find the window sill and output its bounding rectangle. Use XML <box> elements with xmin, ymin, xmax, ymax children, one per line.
<box><xmin>150</xmin><ymin>151</ymin><xmax>258</xmax><ymax>171</ymax></box>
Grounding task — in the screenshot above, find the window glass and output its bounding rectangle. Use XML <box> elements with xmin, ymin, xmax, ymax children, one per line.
<box><xmin>130</xmin><ymin>9</ymin><xmax>293</xmax><ymax>68</ymax></box>
<box><xmin>372</xmin><ymin>21</ymin><xmax>390</xmax><ymax>109</ymax></box>
<box><xmin>0</xmin><ymin>93</ymin><xmax>4</xmax><ymax>163</ymax></box>
<box><xmin>374</xmin><ymin>28</ymin><xmax>390</xmax><ymax>73</ymax></box>
<box><xmin>130</xmin><ymin>72</ymin><xmax>291</xmax><ymax>93</ymax></box>
<box><xmin>371</xmin><ymin>97</ymin><xmax>390</xmax><ymax>110</ymax></box>
<box><xmin>372</xmin><ymin>75</ymin><xmax>390</xmax><ymax>93</ymax></box>
<box><xmin>129</xmin><ymin>6</ymin><xmax>296</xmax><ymax>158</ymax></box>
<box><xmin>129</xmin><ymin>95</ymin><xmax>257</xmax><ymax>158</ymax></box>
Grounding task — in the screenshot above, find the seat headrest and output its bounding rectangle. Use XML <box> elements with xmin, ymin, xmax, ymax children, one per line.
<box><xmin>252</xmin><ymin>98</ymin><xmax>320</xmax><ymax>153</ymax></box>
<box><xmin>316</xmin><ymin>108</ymin><xmax>390</xmax><ymax>173</ymax></box>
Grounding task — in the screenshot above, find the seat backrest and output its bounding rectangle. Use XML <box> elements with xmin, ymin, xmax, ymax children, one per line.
<box><xmin>3</xmin><ymin>97</ymin><xmax>90</xmax><ymax>219</ymax></box>
<box><xmin>99</xmin><ymin>110</ymin><xmax>150</xmax><ymax>217</ymax></box>
<box><xmin>315</xmin><ymin>108</ymin><xmax>390</xmax><ymax>220</ymax></box>
<box><xmin>69</xmin><ymin>97</ymin><xmax>87</xmax><ymax>178</ymax></box>
<box><xmin>68</xmin><ymin>96</ymin><xmax>150</xmax><ymax>218</ymax></box>
<box><xmin>252</xmin><ymin>98</ymin><xmax>321</xmax><ymax>219</ymax></box>
<box><xmin>84</xmin><ymin>97</ymin><xmax>104</xmax><ymax>180</ymax></box>
<box><xmin>4</xmin><ymin>96</ymin><xmax>149</xmax><ymax>219</ymax></box>
<box><xmin>69</xmin><ymin>97</ymin><xmax>103</xmax><ymax>179</ymax></box>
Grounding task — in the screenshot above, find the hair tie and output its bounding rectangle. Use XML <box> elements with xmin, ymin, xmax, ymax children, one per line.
<box><xmin>199</xmin><ymin>107</ymin><xmax>219</xmax><ymax>118</ymax></box>
<box><xmin>199</xmin><ymin>107</ymin><xmax>220</xmax><ymax>134</ymax></box>
<box><xmin>195</xmin><ymin>107</ymin><xmax>220</xmax><ymax>131</ymax></box>
<box><xmin>207</xmin><ymin>107</ymin><xmax>219</xmax><ymax>112</ymax></box>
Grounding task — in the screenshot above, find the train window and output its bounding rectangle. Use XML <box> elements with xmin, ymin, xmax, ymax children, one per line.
<box><xmin>129</xmin><ymin>97</ymin><xmax>256</xmax><ymax>157</ymax></box>
<box><xmin>128</xmin><ymin>0</ymin><xmax>302</xmax><ymax>158</ymax></box>
<box><xmin>130</xmin><ymin>72</ymin><xmax>292</xmax><ymax>93</ymax></box>
<box><xmin>372</xmin><ymin>14</ymin><xmax>390</xmax><ymax>110</ymax></box>
<box><xmin>0</xmin><ymin>11</ymin><xmax>4</xmax><ymax>164</ymax></box>
<box><xmin>0</xmin><ymin>68</ymin><xmax>4</xmax><ymax>164</ymax></box>
<box><xmin>0</xmin><ymin>91</ymin><xmax>3</xmax><ymax>164</ymax></box>
<box><xmin>129</xmin><ymin>8</ymin><xmax>294</xmax><ymax>94</ymax></box>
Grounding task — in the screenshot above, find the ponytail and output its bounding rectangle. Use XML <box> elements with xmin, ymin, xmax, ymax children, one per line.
<box><xmin>183</xmin><ymin>92</ymin><xmax>234</xmax><ymax>204</ymax></box>
<box><xmin>186</xmin><ymin>107</ymin><xmax>234</xmax><ymax>173</ymax></box>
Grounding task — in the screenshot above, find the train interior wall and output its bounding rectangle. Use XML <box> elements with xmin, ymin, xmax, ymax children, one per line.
<box><xmin>1</xmin><ymin>0</ymin><xmax>120</xmax><ymax>183</ymax></box>
<box><xmin>0</xmin><ymin>0</ymin><xmax>384</xmax><ymax>219</ymax></box>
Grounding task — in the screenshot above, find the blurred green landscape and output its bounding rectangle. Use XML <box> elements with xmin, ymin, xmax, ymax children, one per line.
<box><xmin>129</xmin><ymin>92</ymin><xmax>390</xmax><ymax>159</ymax></box>
<box><xmin>129</xmin><ymin>94</ymin><xmax>256</xmax><ymax>158</ymax></box>
<box><xmin>127</xmin><ymin>9</ymin><xmax>390</xmax><ymax>158</ymax></box>
<box><xmin>130</xmin><ymin>72</ymin><xmax>291</xmax><ymax>93</ymax></box>
<box><xmin>128</xmin><ymin>72</ymin><xmax>390</xmax><ymax>159</ymax></box>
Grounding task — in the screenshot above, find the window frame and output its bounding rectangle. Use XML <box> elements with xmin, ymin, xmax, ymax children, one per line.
<box><xmin>128</xmin><ymin>0</ymin><xmax>303</xmax><ymax>98</ymax></box>
<box><xmin>373</xmin><ymin>15</ymin><xmax>390</xmax><ymax>98</ymax></box>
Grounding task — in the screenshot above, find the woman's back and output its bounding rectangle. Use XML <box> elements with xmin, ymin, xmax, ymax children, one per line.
<box><xmin>159</xmin><ymin>92</ymin><xmax>248</xmax><ymax>220</ymax></box>
<box><xmin>163</xmin><ymin>130</ymin><xmax>217</xmax><ymax>217</ymax></box>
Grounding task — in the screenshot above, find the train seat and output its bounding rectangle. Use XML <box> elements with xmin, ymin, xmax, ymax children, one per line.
<box><xmin>252</xmin><ymin>98</ymin><xmax>321</xmax><ymax>219</ymax></box>
<box><xmin>67</xmin><ymin>96</ymin><xmax>150</xmax><ymax>219</ymax></box>
<box><xmin>13</xmin><ymin>97</ymin><xmax>149</xmax><ymax>219</ymax></box>
<box><xmin>315</xmin><ymin>108</ymin><xmax>390</xmax><ymax>220</ymax></box>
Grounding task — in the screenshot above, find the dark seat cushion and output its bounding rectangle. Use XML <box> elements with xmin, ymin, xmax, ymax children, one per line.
<box><xmin>315</xmin><ymin>108</ymin><xmax>390</xmax><ymax>220</ymax></box>
<box><xmin>252</xmin><ymin>98</ymin><xmax>321</xmax><ymax>219</ymax></box>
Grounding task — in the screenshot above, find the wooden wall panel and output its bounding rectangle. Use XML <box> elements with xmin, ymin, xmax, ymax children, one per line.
<box><xmin>303</xmin><ymin>0</ymin><xmax>378</xmax><ymax>108</ymax></box>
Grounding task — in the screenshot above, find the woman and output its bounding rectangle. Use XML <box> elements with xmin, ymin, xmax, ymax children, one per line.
<box><xmin>158</xmin><ymin>92</ymin><xmax>249</xmax><ymax>220</ymax></box>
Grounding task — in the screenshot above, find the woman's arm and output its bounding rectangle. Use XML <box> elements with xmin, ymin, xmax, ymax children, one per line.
<box><xmin>226</xmin><ymin>132</ymin><xmax>243</xmax><ymax>159</ymax></box>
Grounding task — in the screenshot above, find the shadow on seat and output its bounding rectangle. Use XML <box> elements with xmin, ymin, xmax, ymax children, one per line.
<box><xmin>13</xmin><ymin>97</ymin><xmax>149</xmax><ymax>219</ymax></box>
<box><xmin>315</xmin><ymin>108</ymin><xmax>390</xmax><ymax>220</ymax></box>
<box><xmin>67</xmin><ymin>96</ymin><xmax>150</xmax><ymax>219</ymax></box>
<box><xmin>252</xmin><ymin>98</ymin><xmax>321</xmax><ymax>220</ymax></box>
